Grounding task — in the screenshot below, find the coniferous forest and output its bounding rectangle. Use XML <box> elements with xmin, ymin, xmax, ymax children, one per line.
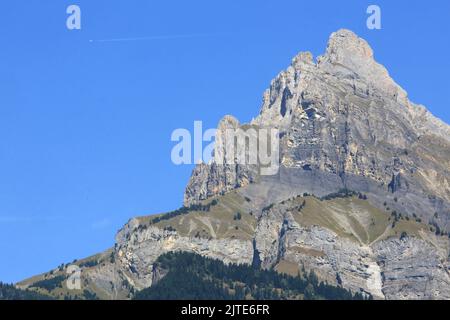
<box><xmin>0</xmin><ymin>282</ymin><xmax>52</xmax><ymax>300</ymax></box>
<box><xmin>133</xmin><ymin>252</ymin><xmax>369</xmax><ymax>300</ymax></box>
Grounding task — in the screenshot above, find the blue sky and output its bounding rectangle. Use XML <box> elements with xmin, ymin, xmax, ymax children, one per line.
<box><xmin>0</xmin><ymin>0</ymin><xmax>449</xmax><ymax>283</ymax></box>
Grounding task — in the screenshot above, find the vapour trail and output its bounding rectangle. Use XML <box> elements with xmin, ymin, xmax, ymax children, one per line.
<box><xmin>89</xmin><ymin>33</ymin><xmax>224</xmax><ymax>43</ymax></box>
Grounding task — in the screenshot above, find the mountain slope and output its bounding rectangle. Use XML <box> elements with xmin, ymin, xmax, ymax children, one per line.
<box><xmin>18</xmin><ymin>190</ymin><xmax>450</xmax><ymax>300</ymax></box>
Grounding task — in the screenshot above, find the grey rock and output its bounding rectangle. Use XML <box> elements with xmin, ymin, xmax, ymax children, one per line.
<box><xmin>184</xmin><ymin>116</ymin><xmax>259</xmax><ymax>206</ymax></box>
<box><xmin>184</xmin><ymin>29</ymin><xmax>450</xmax><ymax>233</ymax></box>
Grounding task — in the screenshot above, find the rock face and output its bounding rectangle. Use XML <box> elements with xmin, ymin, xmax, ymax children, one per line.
<box><xmin>184</xmin><ymin>115</ymin><xmax>259</xmax><ymax>206</ymax></box>
<box><xmin>20</xmin><ymin>29</ymin><xmax>450</xmax><ymax>300</ymax></box>
<box><xmin>373</xmin><ymin>237</ymin><xmax>450</xmax><ymax>299</ymax></box>
<box><xmin>254</xmin><ymin>198</ymin><xmax>450</xmax><ymax>300</ymax></box>
<box><xmin>114</xmin><ymin>218</ymin><xmax>254</xmax><ymax>291</ymax></box>
<box><xmin>185</xmin><ymin>29</ymin><xmax>450</xmax><ymax>233</ymax></box>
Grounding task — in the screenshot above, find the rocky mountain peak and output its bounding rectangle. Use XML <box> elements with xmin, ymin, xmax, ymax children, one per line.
<box><xmin>317</xmin><ymin>29</ymin><xmax>408</xmax><ymax>105</ymax></box>
<box><xmin>252</xmin><ymin>29</ymin><xmax>412</xmax><ymax>130</ymax></box>
<box><xmin>323</xmin><ymin>29</ymin><xmax>375</xmax><ymax>64</ymax></box>
<box><xmin>291</xmin><ymin>51</ymin><xmax>315</xmax><ymax>69</ymax></box>
<box><xmin>185</xmin><ymin>29</ymin><xmax>450</xmax><ymax>232</ymax></box>
<box><xmin>217</xmin><ymin>115</ymin><xmax>240</xmax><ymax>131</ymax></box>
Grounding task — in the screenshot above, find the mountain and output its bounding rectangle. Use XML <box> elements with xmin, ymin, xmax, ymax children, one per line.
<box><xmin>17</xmin><ymin>29</ymin><xmax>450</xmax><ymax>300</ymax></box>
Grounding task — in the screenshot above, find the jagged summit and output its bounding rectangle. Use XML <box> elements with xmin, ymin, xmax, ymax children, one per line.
<box><xmin>316</xmin><ymin>30</ymin><xmax>450</xmax><ymax>143</ymax></box>
<box><xmin>291</xmin><ymin>29</ymin><xmax>376</xmax><ymax>70</ymax></box>
<box><xmin>322</xmin><ymin>29</ymin><xmax>375</xmax><ymax>64</ymax></box>
<box><xmin>253</xmin><ymin>29</ymin><xmax>410</xmax><ymax>129</ymax></box>
<box><xmin>319</xmin><ymin>29</ymin><xmax>408</xmax><ymax>103</ymax></box>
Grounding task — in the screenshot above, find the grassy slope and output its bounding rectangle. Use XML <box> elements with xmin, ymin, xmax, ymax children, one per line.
<box><xmin>290</xmin><ymin>195</ymin><xmax>429</xmax><ymax>245</ymax></box>
<box><xmin>17</xmin><ymin>249</ymin><xmax>113</xmax><ymax>300</ymax></box>
<box><xmin>141</xmin><ymin>192</ymin><xmax>257</xmax><ymax>241</ymax></box>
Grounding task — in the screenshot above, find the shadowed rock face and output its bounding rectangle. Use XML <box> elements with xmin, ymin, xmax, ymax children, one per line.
<box><xmin>184</xmin><ymin>115</ymin><xmax>259</xmax><ymax>206</ymax></box>
<box><xmin>185</xmin><ymin>29</ymin><xmax>450</xmax><ymax>232</ymax></box>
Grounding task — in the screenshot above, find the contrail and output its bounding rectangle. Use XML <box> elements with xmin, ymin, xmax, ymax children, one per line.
<box><xmin>0</xmin><ymin>215</ymin><xmax>73</xmax><ymax>223</ymax></box>
<box><xmin>89</xmin><ymin>33</ymin><xmax>224</xmax><ymax>43</ymax></box>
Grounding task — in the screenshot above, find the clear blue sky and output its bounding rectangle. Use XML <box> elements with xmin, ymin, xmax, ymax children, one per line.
<box><xmin>0</xmin><ymin>0</ymin><xmax>449</xmax><ymax>283</ymax></box>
